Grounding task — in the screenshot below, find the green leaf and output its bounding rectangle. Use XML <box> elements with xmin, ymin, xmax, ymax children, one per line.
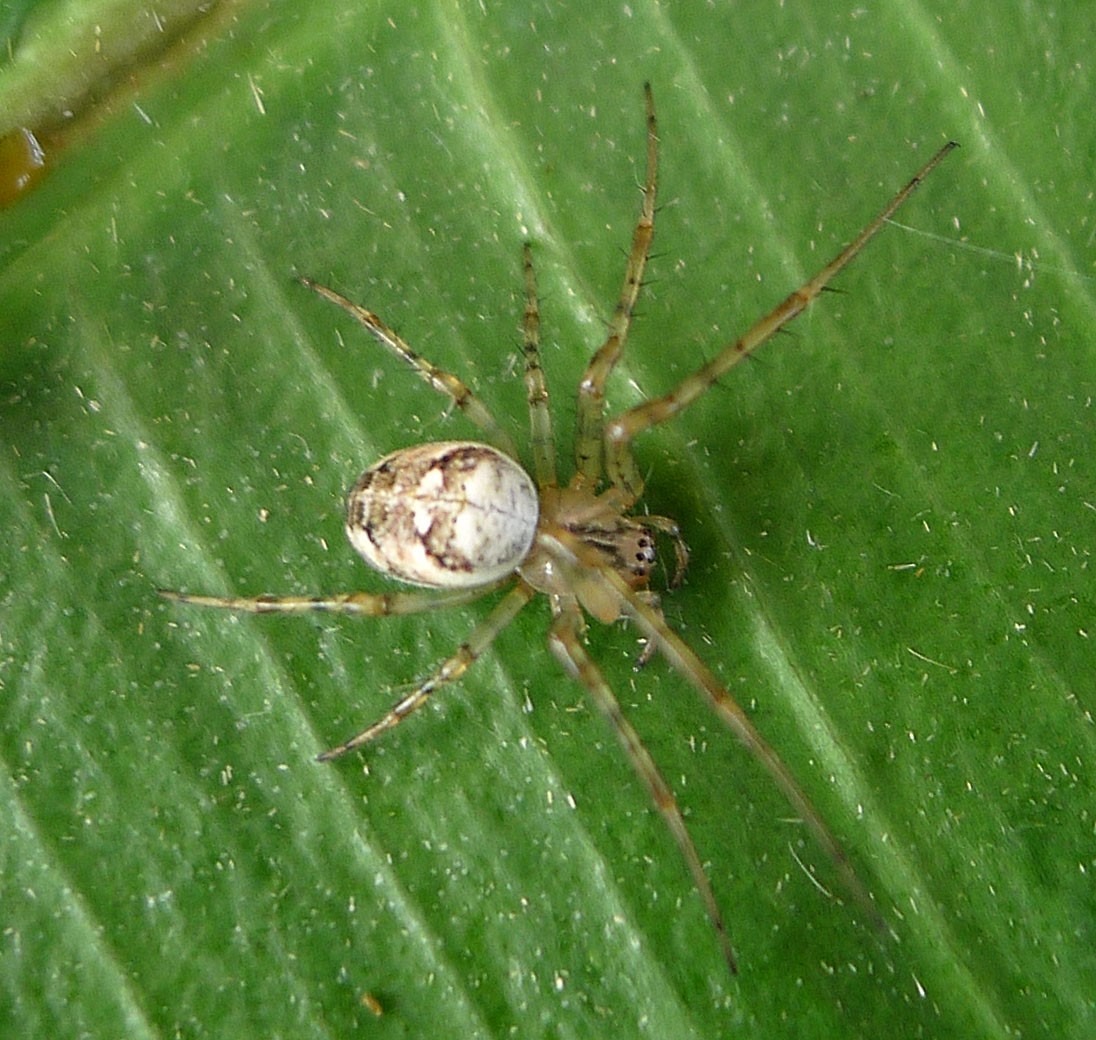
<box><xmin>2</xmin><ymin>1</ymin><xmax>1093</xmax><ymax>1037</ymax></box>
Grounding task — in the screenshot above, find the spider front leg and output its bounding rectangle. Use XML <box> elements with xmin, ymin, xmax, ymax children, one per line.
<box><xmin>571</xmin><ymin>82</ymin><xmax>658</xmax><ymax>491</ymax></box>
<box><xmin>547</xmin><ymin>598</ymin><xmax>738</xmax><ymax>973</ymax></box>
<box><xmin>603</xmin><ymin>139</ymin><xmax>958</xmax><ymax>500</ymax></box>
<box><xmin>540</xmin><ymin>526</ymin><xmax>885</xmax><ymax>933</ymax></box>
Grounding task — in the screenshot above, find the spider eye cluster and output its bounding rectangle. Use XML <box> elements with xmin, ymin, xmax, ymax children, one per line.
<box><xmin>345</xmin><ymin>440</ymin><xmax>539</xmax><ymax>589</ymax></box>
<box><xmin>634</xmin><ymin>535</ymin><xmax>656</xmax><ymax>571</ymax></box>
<box><xmin>621</xmin><ymin>529</ymin><xmax>657</xmax><ymax>582</ymax></box>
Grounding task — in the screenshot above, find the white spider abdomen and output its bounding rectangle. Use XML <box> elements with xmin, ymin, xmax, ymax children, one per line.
<box><xmin>345</xmin><ymin>441</ymin><xmax>538</xmax><ymax>588</ymax></box>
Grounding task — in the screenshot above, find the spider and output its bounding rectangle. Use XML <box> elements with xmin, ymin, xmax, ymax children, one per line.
<box><xmin>162</xmin><ymin>85</ymin><xmax>955</xmax><ymax>972</ymax></box>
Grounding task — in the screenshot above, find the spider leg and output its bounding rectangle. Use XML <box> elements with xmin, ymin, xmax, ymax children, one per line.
<box><xmin>604</xmin><ymin>139</ymin><xmax>958</xmax><ymax>500</ymax></box>
<box><xmin>521</xmin><ymin>243</ymin><xmax>558</xmax><ymax>487</ymax></box>
<box><xmin>159</xmin><ymin>583</ymin><xmax>505</xmax><ymax>616</ymax></box>
<box><xmin>317</xmin><ymin>580</ymin><xmax>536</xmax><ymax>760</ymax></box>
<box><xmin>539</xmin><ymin>526</ymin><xmax>885</xmax><ymax>932</ymax></box>
<box><xmin>547</xmin><ymin>597</ymin><xmax>738</xmax><ymax>974</ymax></box>
<box><xmin>299</xmin><ymin>277</ymin><xmax>520</xmax><ymax>459</ymax></box>
<box><xmin>571</xmin><ymin>82</ymin><xmax>658</xmax><ymax>490</ymax></box>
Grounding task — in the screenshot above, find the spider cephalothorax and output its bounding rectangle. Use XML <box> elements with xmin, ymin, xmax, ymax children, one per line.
<box><xmin>163</xmin><ymin>85</ymin><xmax>955</xmax><ymax>971</ymax></box>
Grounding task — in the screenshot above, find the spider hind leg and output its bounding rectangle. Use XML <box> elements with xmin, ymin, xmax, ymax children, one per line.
<box><xmin>318</xmin><ymin>581</ymin><xmax>535</xmax><ymax>760</ymax></box>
